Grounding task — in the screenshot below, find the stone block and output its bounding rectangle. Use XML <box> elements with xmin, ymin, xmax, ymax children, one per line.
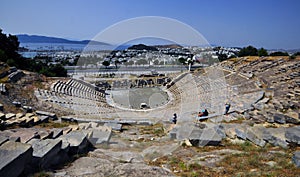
<box><xmin>0</xmin><ymin>112</ymin><xmax>5</xmax><ymax>120</ymax></box>
<box><xmin>0</xmin><ymin>141</ymin><xmax>33</xmax><ymax>177</ymax></box>
<box><xmin>189</xmin><ymin>128</ymin><xmax>222</xmax><ymax>146</ymax></box>
<box><xmin>51</xmin><ymin>128</ymin><xmax>63</xmax><ymax>139</ymax></box>
<box><xmin>88</xmin><ymin>129</ymin><xmax>112</xmax><ymax>145</ymax></box>
<box><xmin>27</xmin><ymin>139</ymin><xmax>62</xmax><ymax>170</ymax></box>
<box><xmin>225</xmin><ymin>127</ymin><xmax>237</xmax><ymax>139</ymax></box>
<box><xmin>263</xmin><ymin>127</ymin><xmax>288</xmax><ymax>149</ymax></box>
<box><xmin>285</xmin><ymin>116</ymin><xmax>300</xmax><ymax>125</ymax></box>
<box><xmin>32</xmin><ymin>116</ymin><xmax>40</xmax><ymax>125</ymax></box>
<box><xmin>10</xmin><ymin>128</ymin><xmax>39</xmax><ymax>143</ymax></box>
<box><xmin>214</xmin><ymin>125</ymin><xmax>226</xmax><ymax>138</ymax></box>
<box><xmin>78</xmin><ymin>123</ymin><xmax>89</xmax><ymax>130</ymax></box>
<box><xmin>285</xmin><ymin>126</ymin><xmax>300</xmax><ymax>145</ymax></box>
<box><xmin>246</xmin><ymin>126</ymin><xmax>266</xmax><ymax>147</ymax></box>
<box><xmin>274</xmin><ymin>114</ymin><xmax>286</xmax><ymax>124</ymax></box>
<box><xmin>169</xmin><ymin>127</ymin><xmax>177</xmax><ymax>140</ymax></box>
<box><xmin>38</xmin><ymin>130</ymin><xmax>53</xmax><ymax>140</ymax></box>
<box><xmin>16</xmin><ymin>113</ymin><xmax>24</xmax><ymax>118</ymax></box>
<box><xmin>5</xmin><ymin>113</ymin><xmax>16</xmax><ymax>120</ymax></box>
<box><xmin>235</xmin><ymin>127</ymin><xmax>247</xmax><ymax>140</ymax></box>
<box><xmin>25</xmin><ymin>113</ymin><xmax>35</xmax><ymax>118</ymax></box>
<box><xmin>22</xmin><ymin>106</ymin><xmax>33</xmax><ymax>113</ymax></box>
<box><xmin>39</xmin><ymin>115</ymin><xmax>49</xmax><ymax>123</ymax></box>
<box><xmin>36</xmin><ymin>111</ymin><xmax>57</xmax><ymax>120</ymax></box>
<box><xmin>292</xmin><ymin>151</ymin><xmax>300</xmax><ymax>167</ymax></box>
<box><xmin>0</xmin><ymin>136</ymin><xmax>8</xmax><ymax>145</ymax></box>
<box><xmin>119</xmin><ymin>120</ymin><xmax>137</xmax><ymax>125</ymax></box>
<box><xmin>104</xmin><ymin>122</ymin><xmax>122</xmax><ymax>131</ymax></box>
<box><xmin>137</xmin><ymin>120</ymin><xmax>153</xmax><ymax>125</ymax></box>
<box><xmin>58</xmin><ymin>131</ymin><xmax>91</xmax><ymax>155</ymax></box>
<box><xmin>9</xmin><ymin>136</ymin><xmax>21</xmax><ymax>142</ymax></box>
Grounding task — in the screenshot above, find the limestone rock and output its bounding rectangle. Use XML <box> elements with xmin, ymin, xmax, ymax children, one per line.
<box><xmin>51</xmin><ymin>128</ymin><xmax>63</xmax><ymax>139</ymax></box>
<box><xmin>27</xmin><ymin>139</ymin><xmax>62</xmax><ymax>169</ymax></box>
<box><xmin>235</xmin><ymin>126</ymin><xmax>247</xmax><ymax>140</ymax></box>
<box><xmin>0</xmin><ymin>141</ymin><xmax>33</xmax><ymax>177</ymax></box>
<box><xmin>9</xmin><ymin>128</ymin><xmax>40</xmax><ymax>143</ymax></box>
<box><xmin>113</xmin><ymin>163</ymin><xmax>175</xmax><ymax>176</ymax></box>
<box><xmin>88</xmin><ymin>129</ymin><xmax>112</xmax><ymax>145</ymax></box>
<box><xmin>274</xmin><ymin>114</ymin><xmax>286</xmax><ymax>124</ymax></box>
<box><xmin>225</xmin><ymin>127</ymin><xmax>237</xmax><ymax>139</ymax></box>
<box><xmin>5</xmin><ymin>113</ymin><xmax>16</xmax><ymax>120</ymax></box>
<box><xmin>292</xmin><ymin>151</ymin><xmax>300</xmax><ymax>167</ymax></box>
<box><xmin>137</xmin><ymin>120</ymin><xmax>153</xmax><ymax>125</ymax></box>
<box><xmin>0</xmin><ymin>112</ymin><xmax>5</xmax><ymax>120</ymax></box>
<box><xmin>285</xmin><ymin>126</ymin><xmax>300</xmax><ymax>145</ymax></box>
<box><xmin>189</xmin><ymin>128</ymin><xmax>222</xmax><ymax>146</ymax></box>
<box><xmin>263</xmin><ymin>127</ymin><xmax>288</xmax><ymax>148</ymax></box>
<box><xmin>246</xmin><ymin>126</ymin><xmax>266</xmax><ymax>147</ymax></box>
<box><xmin>39</xmin><ymin>115</ymin><xmax>49</xmax><ymax>123</ymax></box>
<box><xmin>0</xmin><ymin>136</ymin><xmax>8</xmax><ymax>145</ymax></box>
<box><xmin>58</xmin><ymin>130</ymin><xmax>91</xmax><ymax>154</ymax></box>
<box><xmin>104</xmin><ymin>122</ymin><xmax>122</xmax><ymax>131</ymax></box>
<box><xmin>16</xmin><ymin>113</ymin><xmax>24</xmax><ymax>118</ymax></box>
<box><xmin>36</xmin><ymin>110</ymin><xmax>57</xmax><ymax>120</ymax></box>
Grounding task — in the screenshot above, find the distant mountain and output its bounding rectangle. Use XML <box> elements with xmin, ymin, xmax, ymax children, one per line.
<box><xmin>127</xmin><ymin>44</ymin><xmax>158</xmax><ymax>51</ymax></box>
<box><xmin>17</xmin><ymin>34</ymin><xmax>110</xmax><ymax>45</ymax></box>
<box><xmin>154</xmin><ymin>44</ymin><xmax>183</xmax><ymax>49</ymax></box>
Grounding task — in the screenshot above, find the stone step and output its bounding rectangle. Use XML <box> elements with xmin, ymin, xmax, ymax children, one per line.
<box><xmin>88</xmin><ymin>129</ymin><xmax>112</xmax><ymax>145</ymax></box>
<box><xmin>0</xmin><ymin>141</ymin><xmax>32</xmax><ymax>177</ymax></box>
<box><xmin>57</xmin><ymin>130</ymin><xmax>92</xmax><ymax>155</ymax></box>
<box><xmin>27</xmin><ymin>139</ymin><xmax>62</xmax><ymax>170</ymax></box>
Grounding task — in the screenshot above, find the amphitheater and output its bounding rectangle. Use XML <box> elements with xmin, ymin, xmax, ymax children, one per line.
<box><xmin>34</xmin><ymin>60</ymin><xmax>269</xmax><ymax>131</ymax></box>
<box><xmin>2</xmin><ymin>56</ymin><xmax>300</xmax><ymax>176</ymax></box>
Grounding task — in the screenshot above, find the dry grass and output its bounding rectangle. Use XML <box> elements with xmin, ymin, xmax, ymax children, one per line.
<box><xmin>138</xmin><ymin>123</ymin><xmax>165</xmax><ymax>137</ymax></box>
<box><xmin>148</xmin><ymin>139</ymin><xmax>300</xmax><ymax>177</ymax></box>
<box><xmin>34</xmin><ymin>121</ymin><xmax>77</xmax><ymax>129</ymax></box>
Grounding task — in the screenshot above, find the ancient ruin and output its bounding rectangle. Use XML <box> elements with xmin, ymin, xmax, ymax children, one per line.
<box><xmin>1</xmin><ymin>56</ymin><xmax>300</xmax><ymax>176</ymax></box>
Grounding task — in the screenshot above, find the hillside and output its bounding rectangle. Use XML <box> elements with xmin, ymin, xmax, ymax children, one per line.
<box><xmin>127</xmin><ymin>44</ymin><xmax>158</xmax><ymax>51</ymax></box>
<box><xmin>1</xmin><ymin>56</ymin><xmax>300</xmax><ymax>176</ymax></box>
<box><xmin>17</xmin><ymin>34</ymin><xmax>110</xmax><ymax>45</ymax></box>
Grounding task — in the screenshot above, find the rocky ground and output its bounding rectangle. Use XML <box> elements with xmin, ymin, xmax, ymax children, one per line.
<box><xmin>1</xmin><ymin>57</ymin><xmax>300</xmax><ymax>176</ymax></box>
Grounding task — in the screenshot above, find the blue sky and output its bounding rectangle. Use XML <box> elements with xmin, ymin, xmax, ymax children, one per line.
<box><xmin>1</xmin><ymin>0</ymin><xmax>300</xmax><ymax>49</ymax></box>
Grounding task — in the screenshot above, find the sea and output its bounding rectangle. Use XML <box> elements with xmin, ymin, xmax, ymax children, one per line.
<box><xmin>19</xmin><ymin>42</ymin><xmax>120</xmax><ymax>58</ymax></box>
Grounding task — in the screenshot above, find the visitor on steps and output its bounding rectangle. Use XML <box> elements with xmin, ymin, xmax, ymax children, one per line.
<box><xmin>224</xmin><ymin>103</ymin><xmax>231</xmax><ymax>115</ymax></box>
<box><xmin>172</xmin><ymin>113</ymin><xmax>177</xmax><ymax>124</ymax></box>
<box><xmin>198</xmin><ymin>109</ymin><xmax>208</xmax><ymax>117</ymax></box>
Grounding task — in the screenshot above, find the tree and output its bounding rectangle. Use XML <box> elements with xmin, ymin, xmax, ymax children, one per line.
<box><xmin>269</xmin><ymin>51</ymin><xmax>289</xmax><ymax>56</ymax></box>
<box><xmin>178</xmin><ymin>57</ymin><xmax>186</xmax><ymax>64</ymax></box>
<box><xmin>217</xmin><ymin>53</ymin><xmax>228</xmax><ymax>62</ymax></box>
<box><xmin>102</xmin><ymin>60</ymin><xmax>110</xmax><ymax>68</ymax></box>
<box><xmin>114</xmin><ymin>59</ymin><xmax>121</xmax><ymax>69</ymax></box>
<box><xmin>136</xmin><ymin>59</ymin><xmax>148</xmax><ymax>65</ymax></box>
<box><xmin>238</xmin><ymin>46</ymin><xmax>258</xmax><ymax>57</ymax></box>
<box><xmin>258</xmin><ymin>48</ymin><xmax>268</xmax><ymax>57</ymax></box>
<box><xmin>153</xmin><ymin>59</ymin><xmax>159</xmax><ymax>65</ymax></box>
<box><xmin>294</xmin><ymin>52</ymin><xmax>300</xmax><ymax>56</ymax></box>
<box><xmin>127</xmin><ymin>60</ymin><xmax>134</xmax><ymax>65</ymax></box>
<box><xmin>0</xmin><ymin>29</ymin><xmax>20</xmax><ymax>63</ymax></box>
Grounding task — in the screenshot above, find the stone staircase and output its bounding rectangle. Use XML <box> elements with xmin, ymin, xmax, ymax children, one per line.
<box><xmin>0</xmin><ymin>110</ymin><xmax>118</xmax><ymax>177</ymax></box>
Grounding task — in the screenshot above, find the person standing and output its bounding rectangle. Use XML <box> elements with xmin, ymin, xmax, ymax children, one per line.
<box><xmin>172</xmin><ymin>113</ymin><xmax>177</xmax><ymax>124</ymax></box>
<box><xmin>224</xmin><ymin>103</ymin><xmax>231</xmax><ymax>115</ymax></box>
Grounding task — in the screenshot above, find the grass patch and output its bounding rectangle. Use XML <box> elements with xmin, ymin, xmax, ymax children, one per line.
<box><xmin>216</xmin><ymin>147</ymin><xmax>300</xmax><ymax>176</ymax></box>
<box><xmin>138</xmin><ymin>123</ymin><xmax>165</xmax><ymax>137</ymax></box>
<box><xmin>223</xmin><ymin>116</ymin><xmax>245</xmax><ymax>123</ymax></box>
<box><xmin>35</xmin><ymin>121</ymin><xmax>77</xmax><ymax>129</ymax></box>
<box><xmin>30</xmin><ymin>171</ymin><xmax>52</xmax><ymax>177</ymax></box>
